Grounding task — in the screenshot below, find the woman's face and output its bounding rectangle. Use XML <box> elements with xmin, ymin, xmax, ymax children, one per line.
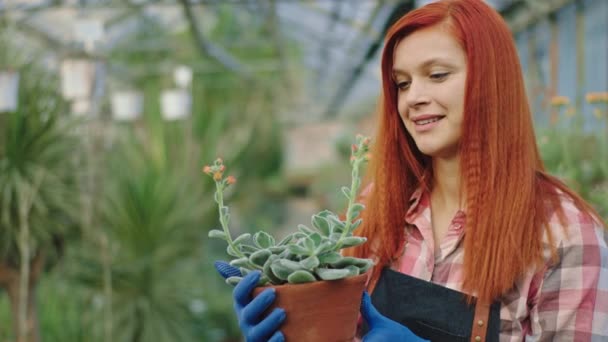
<box><xmin>393</xmin><ymin>25</ymin><xmax>467</xmax><ymax>160</ymax></box>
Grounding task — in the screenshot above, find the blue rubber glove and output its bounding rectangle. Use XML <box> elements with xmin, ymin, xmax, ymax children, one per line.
<box><xmin>214</xmin><ymin>261</ymin><xmax>286</xmax><ymax>342</ymax></box>
<box><xmin>360</xmin><ymin>291</ymin><xmax>429</xmax><ymax>342</ymax></box>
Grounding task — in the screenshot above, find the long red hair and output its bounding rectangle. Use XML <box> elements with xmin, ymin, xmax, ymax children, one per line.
<box><xmin>344</xmin><ymin>0</ymin><xmax>605</xmax><ymax>303</ymax></box>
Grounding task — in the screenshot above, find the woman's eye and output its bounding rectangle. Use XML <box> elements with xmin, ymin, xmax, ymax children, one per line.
<box><xmin>396</xmin><ymin>81</ymin><xmax>410</xmax><ymax>90</ymax></box>
<box><xmin>430</xmin><ymin>72</ymin><xmax>449</xmax><ymax>81</ymax></box>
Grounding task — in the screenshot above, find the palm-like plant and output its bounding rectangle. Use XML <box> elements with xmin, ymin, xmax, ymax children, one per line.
<box><xmin>67</xmin><ymin>137</ymin><xmax>208</xmax><ymax>342</ymax></box>
<box><xmin>0</xmin><ymin>60</ymin><xmax>80</xmax><ymax>342</ymax></box>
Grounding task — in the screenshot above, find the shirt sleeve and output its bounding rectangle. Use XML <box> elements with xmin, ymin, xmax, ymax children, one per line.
<box><xmin>528</xmin><ymin>214</ymin><xmax>608</xmax><ymax>341</ymax></box>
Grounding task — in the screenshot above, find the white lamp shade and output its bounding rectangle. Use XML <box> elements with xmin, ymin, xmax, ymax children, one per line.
<box><xmin>174</xmin><ymin>65</ymin><xmax>193</xmax><ymax>89</ymax></box>
<box><xmin>0</xmin><ymin>70</ymin><xmax>19</xmax><ymax>112</ymax></box>
<box><xmin>71</xmin><ymin>98</ymin><xmax>91</xmax><ymax>117</ymax></box>
<box><xmin>111</xmin><ymin>91</ymin><xmax>143</xmax><ymax>122</ymax></box>
<box><xmin>161</xmin><ymin>89</ymin><xmax>191</xmax><ymax>121</ymax></box>
<box><xmin>61</xmin><ymin>59</ymin><xmax>95</xmax><ymax>100</ymax></box>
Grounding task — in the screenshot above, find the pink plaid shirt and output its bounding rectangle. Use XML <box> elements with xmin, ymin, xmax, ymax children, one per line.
<box><xmin>389</xmin><ymin>189</ymin><xmax>608</xmax><ymax>341</ymax></box>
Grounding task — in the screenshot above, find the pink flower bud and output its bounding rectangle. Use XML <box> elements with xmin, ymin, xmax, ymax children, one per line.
<box><xmin>203</xmin><ymin>166</ymin><xmax>212</xmax><ymax>174</ymax></box>
<box><xmin>226</xmin><ymin>176</ymin><xmax>236</xmax><ymax>185</ymax></box>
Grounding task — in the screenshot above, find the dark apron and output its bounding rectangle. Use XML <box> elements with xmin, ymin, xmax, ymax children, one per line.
<box><xmin>361</xmin><ymin>267</ymin><xmax>501</xmax><ymax>342</ymax></box>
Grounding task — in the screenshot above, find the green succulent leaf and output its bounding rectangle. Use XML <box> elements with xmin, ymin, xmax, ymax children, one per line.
<box><xmin>287</xmin><ymin>244</ymin><xmax>309</xmax><ymax>255</ymax></box>
<box><xmin>258</xmin><ymin>275</ymin><xmax>270</xmax><ymax>286</ymax></box>
<box><xmin>268</xmin><ymin>245</ymin><xmax>287</xmax><ymax>253</ymax></box>
<box><xmin>287</xmin><ymin>270</ymin><xmax>316</xmax><ymax>284</ymax></box>
<box><xmin>309</xmin><ymin>232</ymin><xmax>323</xmax><ymax>246</ymax></box>
<box><xmin>249</xmin><ymin>249</ymin><xmax>272</xmax><ymax>267</ymax></box>
<box><xmin>341</xmin><ymin>186</ymin><xmax>351</xmax><ymax>199</ymax></box>
<box><xmin>303</xmin><ymin>236</ymin><xmax>316</xmax><ymax>252</ymax></box>
<box><xmin>240</xmin><ymin>245</ymin><xmax>260</xmax><ymax>254</ymax></box>
<box><xmin>276</xmin><ymin>234</ymin><xmax>294</xmax><ymax>246</ymax></box>
<box><xmin>345</xmin><ymin>265</ymin><xmax>360</xmax><ymax>276</ymax></box>
<box><xmin>331</xmin><ymin>256</ymin><xmax>369</xmax><ymax>268</ymax></box>
<box><xmin>349</xmin><ymin>219</ymin><xmax>363</xmax><ymax>233</ymax></box>
<box><xmin>253</xmin><ymin>231</ymin><xmax>275</xmax><ymax>248</ymax></box>
<box><xmin>229</xmin><ymin>257</ymin><xmax>250</xmax><ymax>268</ymax></box>
<box><xmin>297</xmin><ymin>224</ymin><xmax>314</xmax><ymax>235</ymax></box>
<box><xmin>340</xmin><ymin>236</ymin><xmax>367</xmax><ymax>248</ymax></box>
<box><xmin>226</xmin><ymin>276</ymin><xmax>242</xmax><ymax>286</ymax></box>
<box><xmin>312</xmin><ymin>215</ymin><xmax>331</xmax><ymax>236</ymax></box>
<box><xmin>233</xmin><ymin>233</ymin><xmax>252</xmax><ymax>245</ymax></box>
<box><xmin>270</xmin><ymin>261</ymin><xmax>295</xmax><ymax>280</ymax></box>
<box><xmin>208</xmin><ymin>229</ymin><xmax>228</xmax><ymax>240</ymax></box>
<box><xmin>353</xmin><ymin>178</ymin><xmax>361</xmax><ymax>192</ymax></box>
<box><xmin>349</xmin><ymin>203</ymin><xmax>365</xmax><ymax>220</ymax></box>
<box><xmin>315</xmin><ymin>268</ymin><xmax>351</xmax><ymax>281</ymax></box>
<box><xmin>358</xmin><ymin>259</ymin><xmax>374</xmax><ymax>273</ymax></box>
<box><xmin>317</xmin><ymin>210</ymin><xmax>334</xmax><ymax>219</ymax></box>
<box><xmin>292</xmin><ymin>232</ymin><xmax>307</xmax><ymax>239</ymax></box>
<box><xmin>318</xmin><ymin>252</ymin><xmax>342</xmax><ymax>264</ymax></box>
<box><xmin>226</xmin><ymin>245</ymin><xmax>240</xmax><ymax>257</ymax></box>
<box><xmin>278</xmin><ymin>259</ymin><xmax>305</xmax><ymax>271</ymax></box>
<box><xmin>314</xmin><ymin>240</ymin><xmax>335</xmax><ymax>254</ymax></box>
<box><xmin>330</xmin><ymin>232</ymin><xmax>343</xmax><ymax>241</ymax></box>
<box><xmin>263</xmin><ymin>255</ymin><xmax>282</xmax><ymax>284</ymax></box>
<box><xmin>300</xmin><ymin>256</ymin><xmax>320</xmax><ymax>270</ymax></box>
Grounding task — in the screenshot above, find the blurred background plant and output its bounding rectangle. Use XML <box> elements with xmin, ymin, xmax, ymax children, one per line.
<box><xmin>0</xmin><ymin>0</ymin><xmax>606</xmax><ymax>341</ymax></box>
<box><xmin>538</xmin><ymin>93</ymin><xmax>608</xmax><ymax>218</ymax></box>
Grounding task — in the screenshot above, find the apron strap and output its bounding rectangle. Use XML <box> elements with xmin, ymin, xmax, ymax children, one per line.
<box><xmin>470</xmin><ymin>302</ymin><xmax>491</xmax><ymax>342</ymax></box>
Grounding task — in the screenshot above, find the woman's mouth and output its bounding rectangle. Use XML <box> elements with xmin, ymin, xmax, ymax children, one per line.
<box><xmin>412</xmin><ymin>115</ymin><xmax>445</xmax><ymax>132</ymax></box>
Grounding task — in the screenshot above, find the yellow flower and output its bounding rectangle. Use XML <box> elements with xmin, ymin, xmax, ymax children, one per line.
<box><xmin>213</xmin><ymin>172</ymin><xmax>223</xmax><ymax>181</ymax></box>
<box><xmin>586</xmin><ymin>92</ymin><xmax>608</xmax><ymax>104</ymax></box>
<box><xmin>594</xmin><ymin>108</ymin><xmax>603</xmax><ymax>119</ymax></box>
<box><xmin>550</xmin><ymin>96</ymin><xmax>570</xmax><ymax>107</ymax></box>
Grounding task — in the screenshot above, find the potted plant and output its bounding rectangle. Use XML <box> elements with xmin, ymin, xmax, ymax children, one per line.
<box><xmin>60</xmin><ymin>57</ymin><xmax>96</xmax><ymax>101</ymax></box>
<box><xmin>111</xmin><ymin>90</ymin><xmax>143</xmax><ymax>122</ymax></box>
<box><xmin>160</xmin><ymin>88</ymin><xmax>191</xmax><ymax>121</ymax></box>
<box><xmin>0</xmin><ymin>68</ymin><xmax>19</xmax><ymax>112</ymax></box>
<box><xmin>204</xmin><ymin>134</ymin><xmax>374</xmax><ymax>341</ymax></box>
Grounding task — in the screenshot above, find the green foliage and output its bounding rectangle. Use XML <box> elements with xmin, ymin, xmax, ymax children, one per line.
<box><xmin>537</xmin><ymin>108</ymin><xmax>608</xmax><ymax>219</ymax></box>
<box><xmin>207</xmin><ymin>135</ymin><xmax>374</xmax><ymax>286</ymax></box>
<box><xmin>0</xmin><ymin>58</ymin><xmax>79</xmax><ymax>264</ymax></box>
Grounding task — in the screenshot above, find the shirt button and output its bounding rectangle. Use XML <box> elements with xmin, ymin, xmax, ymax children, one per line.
<box><xmin>475</xmin><ymin>336</ymin><xmax>481</xmax><ymax>341</ymax></box>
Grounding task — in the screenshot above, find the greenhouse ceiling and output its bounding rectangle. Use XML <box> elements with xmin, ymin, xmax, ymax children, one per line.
<box><xmin>1</xmin><ymin>0</ymin><xmax>550</xmax><ymax>123</ymax></box>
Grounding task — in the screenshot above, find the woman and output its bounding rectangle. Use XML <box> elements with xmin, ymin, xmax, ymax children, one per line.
<box><xmin>218</xmin><ymin>0</ymin><xmax>608</xmax><ymax>341</ymax></box>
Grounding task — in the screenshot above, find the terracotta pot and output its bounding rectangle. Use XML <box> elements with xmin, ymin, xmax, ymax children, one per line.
<box><xmin>253</xmin><ymin>273</ymin><xmax>367</xmax><ymax>342</ymax></box>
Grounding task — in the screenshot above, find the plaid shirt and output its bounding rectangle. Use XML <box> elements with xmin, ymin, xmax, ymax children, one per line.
<box><xmin>390</xmin><ymin>189</ymin><xmax>608</xmax><ymax>341</ymax></box>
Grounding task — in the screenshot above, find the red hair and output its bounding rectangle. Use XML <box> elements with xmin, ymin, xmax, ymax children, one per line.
<box><xmin>344</xmin><ymin>0</ymin><xmax>605</xmax><ymax>303</ymax></box>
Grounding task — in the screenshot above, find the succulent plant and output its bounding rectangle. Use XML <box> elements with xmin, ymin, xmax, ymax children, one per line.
<box><xmin>204</xmin><ymin>134</ymin><xmax>374</xmax><ymax>286</ymax></box>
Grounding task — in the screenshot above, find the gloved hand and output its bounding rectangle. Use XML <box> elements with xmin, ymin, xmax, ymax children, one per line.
<box><xmin>214</xmin><ymin>261</ymin><xmax>286</xmax><ymax>342</ymax></box>
<box><xmin>360</xmin><ymin>291</ymin><xmax>429</xmax><ymax>342</ymax></box>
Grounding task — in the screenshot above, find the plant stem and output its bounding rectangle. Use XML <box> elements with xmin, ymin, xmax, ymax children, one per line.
<box><xmin>335</xmin><ymin>159</ymin><xmax>362</xmax><ymax>250</ymax></box>
<box><xmin>17</xmin><ymin>199</ymin><xmax>30</xmax><ymax>342</ymax></box>
<box><xmin>215</xmin><ymin>181</ymin><xmax>262</xmax><ymax>270</ymax></box>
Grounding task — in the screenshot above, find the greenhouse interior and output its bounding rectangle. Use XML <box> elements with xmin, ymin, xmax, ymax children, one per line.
<box><xmin>0</xmin><ymin>0</ymin><xmax>606</xmax><ymax>341</ymax></box>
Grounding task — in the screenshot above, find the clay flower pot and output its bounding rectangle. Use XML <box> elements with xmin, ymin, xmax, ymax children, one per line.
<box><xmin>253</xmin><ymin>272</ymin><xmax>367</xmax><ymax>342</ymax></box>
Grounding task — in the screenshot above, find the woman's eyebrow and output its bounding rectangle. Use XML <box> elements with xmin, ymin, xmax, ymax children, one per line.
<box><xmin>392</xmin><ymin>58</ymin><xmax>456</xmax><ymax>76</ymax></box>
